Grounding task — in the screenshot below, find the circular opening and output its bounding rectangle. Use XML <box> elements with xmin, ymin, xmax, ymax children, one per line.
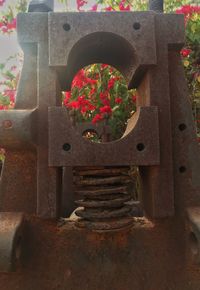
<box><xmin>2</xmin><ymin>119</ymin><xmax>12</xmax><ymax>129</ymax></box>
<box><xmin>63</xmin><ymin>143</ymin><xmax>71</xmax><ymax>151</ymax></box>
<box><xmin>133</xmin><ymin>22</ymin><xmax>141</xmax><ymax>30</ymax></box>
<box><xmin>62</xmin><ymin>64</ymin><xmax>137</xmax><ymax>143</ymax></box>
<box><xmin>137</xmin><ymin>143</ymin><xmax>145</xmax><ymax>151</ymax></box>
<box><xmin>63</xmin><ymin>23</ymin><xmax>71</xmax><ymax>31</ymax></box>
<box><xmin>179</xmin><ymin>123</ymin><xmax>187</xmax><ymax>131</ymax></box>
<box><xmin>179</xmin><ymin>166</ymin><xmax>186</xmax><ymax>173</ymax></box>
<box><xmin>189</xmin><ymin>232</ymin><xmax>199</xmax><ymax>256</ymax></box>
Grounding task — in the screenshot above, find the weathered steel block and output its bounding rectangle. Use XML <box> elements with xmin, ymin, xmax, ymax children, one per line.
<box><xmin>48</xmin><ymin>106</ymin><xmax>160</xmax><ymax>166</ymax></box>
<box><xmin>48</xmin><ymin>12</ymin><xmax>157</xmax><ymax>90</ymax></box>
<box><xmin>0</xmin><ymin>6</ymin><xmax>200</xmax><ymax>290</ymax></box>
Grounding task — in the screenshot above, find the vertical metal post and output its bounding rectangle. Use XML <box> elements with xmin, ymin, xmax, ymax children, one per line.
<box><xmin>149</xmin><ymin>0</ymin><xmax>164</xmax><ymax>13</ymax></box>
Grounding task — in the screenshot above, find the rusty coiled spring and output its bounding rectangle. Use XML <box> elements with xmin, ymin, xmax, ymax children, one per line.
<box><xmin>74</xmin><ymin>166</ymin><xmax>134</xmax><ymax>231</ymax></box>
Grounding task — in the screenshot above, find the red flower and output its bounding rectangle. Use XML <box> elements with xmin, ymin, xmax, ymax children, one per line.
<box><xmin>176</xmin><ymin>5</ymin><xmax>200</xmax><ymax>16</ymax></box>
<box><xmin>86</xmin><ymin>77</ymin><xmax>97</xmax><ymax>85</ymax></box>
<box><xmin>108</xmin><ymin>78</ymin><xmax>115</xmax><ymax>90</ymax></box>
<box><xmin>65</xmin><ymin>91</ymin><xmax>71</xmax><ymax>101</ymax></box>
<box><xmin>176</xmin><ymin>5</ymin><xmax>200</xmax><ymax>22</ymax></box>
<box><xmin>100</xmin><ymin>105</ymin><xmax>112</xmax><ymax>114</ymax></box>
<box><xmin>67</xmin><ymin>100</ymin><xmax>80</xmax><ymax>109</ymax></box>
<box><xmin>0</xmin><ymin>17</ymin><xmax>16</xmax><ymax>33</ymax></box>
<box><xmin>119</xmin><ymin>0</ymin><xmax>131</xmax><ymax>11</ymax></box>
<box><xmin>90</xmin><ymin>4</ymin><xmax>98</xmax><ymax>11</ymax></box>
<box><xmin>0</xmin><ymin>0</ymin><xmax>5</xmax><ymax>7</ymax></box>
<box><xmin>101</xmin><ymin>64</ymin><xmax>109</xmax><ymax>69</ymax></box>
<box><xmin>7</xmin><ymin>18</ymin><xmax>16</xmax><ymax>30</ymax></box>
<box><xmin>99</xmin><ymin>92</ymin><xmax>108</xmax><ymax>100</ymax></box>
<box><xmin>72</xmin><ymin>69</ymin><xmax>85</xmax><ymax>88</ymax></box>
<box><xmin>115</xmin><ymin>97</ymin><xmax>122</xmax><ymax>104</ymax></box>
<box><xmin>92</xmin><ymin>114</ymin><xmax>103</xmax><ymax>124</ymax></box>
<box><xmin>100</xmin><ymin>92</ymin><xmax>110</xmax><ymax>106</ymax></box>
<box><xmin>0</xmin><ymin>105</ymin><xmax>7</xmax><ymax>110</ymax></box>
<box><xmin>4</xmin><ymin>89</ymin><xmax>16</xmax><ymax>103</ymax></box>
<box><xmin>181</xmin><ymin>48</ymin><xmax>191</xmax><ymax>57</ymax></box>
<box><xmin>107</xmin><ymin>77</ymin><xmax>120</xmax><ymax>90</ymax></box>
<box><xmin>76</xmin><ymin>0</ymin><xmax>87</xmax><ymax>11</ymax></box>
<box><xmin>63</xmin><ymin>91</ymin><xmax>71</xmax><ymax>106</ymax></box>
<box><xmin>105</xmin><ymin>6</ymin><xmax>114</xmax><ymax>11</ymax></box>
<box><xmin>102</xmin><ymin>99</ymin><xmax>110</xmax><ymax>106</ymax></box>
<box><xmin>132</xmin><ymin>95</ymin><xmax>137</xmax><ymax>102</ymax></box>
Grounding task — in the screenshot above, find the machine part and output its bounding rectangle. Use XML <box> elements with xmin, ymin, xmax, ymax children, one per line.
<box><xmin>74</xmin><ymin>166</ymin><xmax>134</xmax><ymax>231</ymax></box>
<box><xmin>48</xmin><ymin>106</ymin><xmax>160</xmax><ymax>167</ymax></box>
<box><xmin>0</xmin><ymin>6</ymin><xmax>200</xmax><ymax>289</ymax></box>
<box><xmin>149</xmin><ymin>0</ymin><xmax>164</xmax><ymax>12</ymax></box>
<box><xmin>28</xmin><ymin>0</ymin><xmax>54</xmax><ymax>12</ymax></box>
<box><xmin>0</xmin><ymin>212</ymin><xmax>24</xmax><ymax>272</ymax></box>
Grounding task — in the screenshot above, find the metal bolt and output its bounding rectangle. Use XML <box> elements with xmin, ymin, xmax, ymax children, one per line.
<box><xmin>28</xmin><ymin>0</ymin><xmax>54</xmax><ymax>12</ymax></box>
<box><xmin>149</xmin><ymin>0</ymin><xmax>164</xmax><ymax>13</ymax></box>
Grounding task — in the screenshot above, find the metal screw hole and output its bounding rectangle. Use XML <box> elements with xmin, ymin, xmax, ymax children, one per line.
<box><xmin>179</xmin><ymin>123</ymin><xmax>187</xmax><ymax>131</ymax></box>
<box><xmin>133</xmin><ymin>22</ymin><xmax>141</xmax><ymax>30</ymax></box>
<box><xmin>63</xmin><ymin>143</ymin><xmax>71</xmax><ymax>151</ymax></box>
<box><xmin>63</xmin><ymin>23</ymin><xmax>71</xmax><ymax>31</ymax></box>
<box><xmin>137</xmin><ymin>143</ymin><xmax>145</xmax><ymax>151</ymax></box>
<box><xmin>179</xmin><ymin>166</ymin><xmax>186</xmax><ymax>173</ymax></box>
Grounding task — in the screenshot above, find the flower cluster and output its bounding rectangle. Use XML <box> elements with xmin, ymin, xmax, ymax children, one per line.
<box><xmin>76</xmin><ymin>0</ymin><xmax>87</xmax><ymax>11</ymax></box>
<box><xmin>180</xmin><ymin>48</ymin><xmax>191</xmax><ymax>57</ymax></box>
<box><xmin>0</xmin><ymin>61</ymin><xmax>19</xmax><ymax>110</ymax></box>
<box><xmin>177</xmin><ymin>5</ymin><xmax>200</xmax><ymax>142</ymax></box>
<box><xmin>176</xmin><ymin>5</ymin><xmax>200</xmax><ymax>22</ymax></box>
<box><xmin>63</xmin><ymin>64</ymin><xmax>136</xmax><ymax>139</ymax></box>
<box><xmin>76</xmin><ymin>0</ymin><xmax>131</xmax><ymax>12</ymax></box>
<box><xmin>102</xmin><ymin>0</ymin><xmax>131</xmax><ymax>11</ymax></box>
<box><xmin>0</xmin><ymin>16</ymin><xmax>16</xmax><ymax>34</ymax></box>
<box><xmin>0</xmin><ymin>0</ymin><xmax>27</xmax><ymax>34</ymax></box>
<box><xmin>0</xmin><ymin>0</ymin><xmax>5</xmax><ymax>7</ymax></box>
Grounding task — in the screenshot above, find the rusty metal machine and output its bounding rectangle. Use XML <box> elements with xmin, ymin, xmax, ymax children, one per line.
<box><xmin>0</xmin><ymin>0</ymin><xmax>200</xmax><ymax>289</ymax></box>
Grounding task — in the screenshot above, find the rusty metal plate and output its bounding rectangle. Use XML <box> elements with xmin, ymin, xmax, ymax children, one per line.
<box><xmin>48</xmin><ymin>12</ymin><xmax>157</xmax><ymax>90</ymax></box>
<box><xmin>48</xmin><ymin>106</ymin><xmax>160</xmax><ymax>166</ymax></box>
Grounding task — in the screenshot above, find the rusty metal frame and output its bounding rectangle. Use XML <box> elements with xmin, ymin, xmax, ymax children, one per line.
<box><xmin>0</xmin><ymin>2</ymin><xmax>199</xmax><ymax>289</ymax></box>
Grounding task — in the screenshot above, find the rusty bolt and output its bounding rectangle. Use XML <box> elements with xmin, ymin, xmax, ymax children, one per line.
<box><xmin>28</xmin><ymin>0</ymin><xmax>54</xmax><ymax>12</ymax></box>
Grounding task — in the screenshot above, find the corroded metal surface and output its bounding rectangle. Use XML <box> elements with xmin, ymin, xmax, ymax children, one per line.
<box><xmin>0</xmin><ymin>2</ymin><xmax>199</xmax><ymax>289</ymax></box>
<box><xmin>48</xmin><ymin>106</ymin><xmax>160</xmax><ymax>166</ymax></box>
<box><xmin>74</xmin><ymin>166</ymin><xmax>133</xmax><ymax>231</ymax></box>
<box><xmin>0</xmin><ymin>212</ymin><xmax>24</xmax><ymax>272</ymax></box>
